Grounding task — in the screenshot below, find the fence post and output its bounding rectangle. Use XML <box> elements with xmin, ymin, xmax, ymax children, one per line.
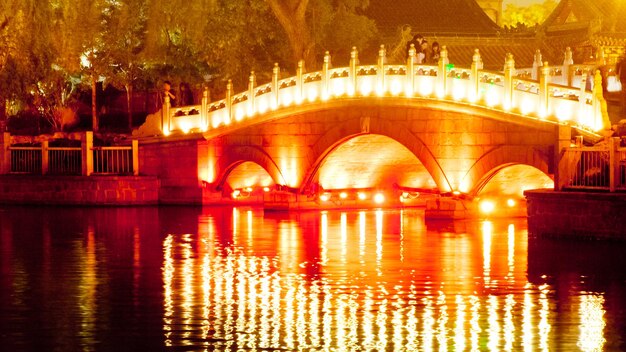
<box><xmin>437</xmin><ymin>45</ymin><xmax>449</xmax><ymax>98</ymax></box>
<box><xmin>609</xmin><ymin>137</ymin><xmax>620</xmax><ymax>192</ymax></box>
<box><xmin>539</xmin><ymin>62</ymin><xmax>550</xmax><ymax>118</ymax></box>
<box><xmin>1</xmin><ymin>132</ymin><xmax>10</xmax><ymax>174</ymax></box>
<box><xmin>41</xmin><ymin>140</ymin><xmax>49</xmax><ymax>175</ymax></box>
<box><xmin>406</xmin><ymin>44</ymin><xmax>416</xmax><ymax>96</ymax></box>
<box><xmin>272</xmin><ymin>63</ymin><xmax>280</xmax><ymax>108</ymax></box>
<box><xmin>377</xmin><ymin>45</ymin><xmax>386</xmax><ymax>95</ymax></box>
<box><xmin>503</xmin><ymin>53</ymin><xmax>515</xmax><ymax>111</ymax></box>
<box><xmin>563</xmin><ymin>47</ymin><xmax>573</xmax><ymax>86</ymax></box>
<box><xmin>225</xmin><ymin>79</ymin><xmax>233</xmax><ymax>124</ymax></box>
<box><xmin>296</xmin><ymin>60</ymin><xmax>304</xmax><ymax>103</ymax></box>
<box><xmin>82</xmin><ymin>131</ymin><xmax>93</xmax><ymax>176</ymax></box>
<box><xmin>201</xmin><ymin>87</ymin><xmax>209</xmax><ymax>130</ymax></box>
<box><xmin>132</xmin><ymin>139</ymin><xmax>139</xmax><ymax>176</ymax></box>
<box><xmin>555</xmin><ymin>124</ymin><xmax>572</xmax><ymax>191</ymax></box>
<box><xmin>349</xmin><ymin>46</ymin><xmax>358</xmax><ymax>96</ymax></box>
<box><xmin>322</xmin><ymin>51</ymin><xmax>331</xmax><ymax>100</ymax></box>
<box><xmin>469</xmin><ymin>49</ymin><xmax>482</xmax><ymax>102</ymax></box>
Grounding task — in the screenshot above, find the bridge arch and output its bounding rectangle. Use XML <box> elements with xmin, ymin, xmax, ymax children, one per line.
<box><xmin>300</xmin><ymin>116</ymin><xmax>452</xmax><ymax>193</ymax></box>
<box><xmin>214</xmin><ymin>145</ymin><xmax>287</xmax><ymax>190</ymax></box>
<box><xmin>463</xmin><ymin>145</ymin><xmax>552</xmax><ymax>197</ymax></box>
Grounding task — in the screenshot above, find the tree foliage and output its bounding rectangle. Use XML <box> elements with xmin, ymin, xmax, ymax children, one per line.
<box><xmin>0</xmin><ymin>0</ymin><xmax>378</xmax><ymax>132</ymax></box>
<box><xmin>502</xmin><ymin>0</ymin><xmax>557</xmax><ymax>29</ymax></box>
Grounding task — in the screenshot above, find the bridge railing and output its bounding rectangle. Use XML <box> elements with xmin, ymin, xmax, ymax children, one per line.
<box><xmin>0</xmin><ymin>132</ymin><xmax>139</xmax><ymax>176</ymax></box>
<box><xmin>160</xmin><ymin>46</ymin><xmax>608</xmax><ymax>136</ymax></box>
<box><xmin>559</xmin><ymin>137</ymin><xmax>626</xmax><ymax>192</ymax></box>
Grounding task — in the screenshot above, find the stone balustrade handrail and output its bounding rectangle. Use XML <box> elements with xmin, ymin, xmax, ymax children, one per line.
<box><xmin>161</xmin><ymin>46</ymin><xmax>608</xmax><ymax>137</ymax></box>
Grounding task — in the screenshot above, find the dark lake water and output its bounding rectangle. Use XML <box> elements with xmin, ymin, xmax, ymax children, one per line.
<box><xmin>0</xmin><ymin>206</ymin><xmax>625</xmax><ymax>351</ymax></box>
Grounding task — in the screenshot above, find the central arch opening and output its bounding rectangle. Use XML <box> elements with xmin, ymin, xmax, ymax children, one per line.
<box><xmin>315</xmin><ymin>134</ymin><xmax>437</xmax><ymax>205</ymax></box>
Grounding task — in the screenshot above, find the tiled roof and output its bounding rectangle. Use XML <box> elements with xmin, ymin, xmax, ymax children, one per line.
<box><xmin>365</xmin><ymin>0</ymin><xmax>500</xmax><ymax>39</ymax></box>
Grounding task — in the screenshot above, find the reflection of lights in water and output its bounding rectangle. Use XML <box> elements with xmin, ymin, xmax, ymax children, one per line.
<box><xmin>470</xmin><ymin>295</ymin><xmax>481</xmax><ymax>352</ymax></box>
<box><xmin>482</xmin><ymin>221</ymin><xmax>493</xmax><ymax>287</ymax></box>
<box><xmin>488</xmin><ymin>295</ymin><xmax>500</xmax><ymax>351</ymax></box>
<box><xmin>577</xmin><ymin>294</ymin><xmax>606</xmax><ymax>352</ymax></box>
<box><xmin>162</xmin><ymin>234</ymin><xmax>174</xmax><ymax>346</ymax></box>
<box><xmin>376</xmin><ymin>210</ymin><xmax>383</xmax><ymax>272</ymax></box>
<box><xmin>436</xmin><ymin>292</ymin><xmax>449</xmax><ymax>351</ymax></box>
<box><xmin>321</xmin><ymin>212</ymin><xmax>328</xmax><ymax>266</ymax></box>
<box><xmin>539</xmin><ymin>284</ymin><xmax>551</xmax><ymax>352</ymax></box>
<box><xmin>376</xmin><ymin>297</ymin><xmax>388</xmax><ymax>351</ymax></box>
<box><xmin>341</xmin><ymin>212</ymin><xmax>347</xmax><ymax>262</ymax></box>
<box><xmin>392</xmin><ymin>296</ymin><xmax>404</xmax><ymax>350</ymax></box>
<box><xmin>79</xmin><ymin>227</ymin><xmax>97</xmax><ymax>347</ymax></box>
<box><xmin>359</xmin><ymin>211</ymin><xmax>366</xmax><ymax>260</ymax></box>
<box><xmin>455</xmin><ymin>295</ymin><xmax>466</xmax><ymax>352</ymax></box>
<box><xmin>406</xmin><ymin>305</ymin><xmax>419</xmax><ymax>350</ymax></box>
<box><xmin>508</xmin><ymin>224</ymin><xmax>515</xmax><ymax>280</ymax></box>
<box><xmin>182</xmin><ymin>234</ymin><xmax>194</xmax><ymax>343</ymax></box>
<box><xmin>362</xmin><ymin>289</ymin><xmax>375</xmax><ymax>349</ymax></box>
<box><xmin>523</xmin><ymin>288</ymin><xmax>533</xmax><ymax>352</ymax></box>
<box><xmin>296</xmin><ymin>285</ymin><xmax>308</xmax><ymax>348</ymax></box>
<box><xmin>156</xmin><ymin>211</ymin><xmax>585</xmax><ymax>350</ymax></box>
<box><xmin>422</xmin><ymin>296</ymin><xmax>434</xmax><ymax>352</ymax></box>
<box><xmin>504</xmin><ymin>294</ymin><xmax>516</xmax><ymax>351</ymax></box>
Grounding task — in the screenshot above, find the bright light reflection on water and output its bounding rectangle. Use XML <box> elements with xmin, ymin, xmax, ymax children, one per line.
<box><xmin>1</xmin><ymin>206</ymin><xmax>625</xmax><ymax>351</ymax></box>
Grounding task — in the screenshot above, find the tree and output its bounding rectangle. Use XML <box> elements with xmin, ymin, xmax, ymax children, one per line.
<box><xmin>101</xmin><ymin>0</ymin><xmax>149</xmax><ymax>130</ymax></box>
<box><xmin>502</xmin><ymin>0</ymin><xmax>557</xmax><ymax>29</ymax></box>
<box><xmin>266</xmin><ymin>0</ymin><xmax>376</xmax><ymax>69</ymax></box>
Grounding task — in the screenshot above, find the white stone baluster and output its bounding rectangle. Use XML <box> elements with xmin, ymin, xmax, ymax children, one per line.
<box><xmin>406</xmin><ymin>44</ymin><xmax>416</xmax><ymax>96</ymax></box>
<box><xmin>503</xmin><ymin>53</ymin><xmax>515</xmax><ymax>111</ymax></box>
<box><xmin>296</xmin><ymin>60</ymin><xmax>304</xmax><ymax>103</ymax></box>
<box><xmin>470</xmin><ymin>49</ymin><xmax>482</xmax><ymax>102</ymax></box>
<box><xmin>225</xmin><ymin>79</ymin><xmax>233</xmax><ymax>124</ymax></box>
<box><xmin>539</xmin><ymin>62</ymin><xmax>550</xmax><ymax>118</ymax></box>
<box><xmin>349</xmin><ymin>47</ymin><xmax>358</xmax><ymax>96</ymax></box>
<box><xmin>532</xmin><ymin>49</ymin><xmax>543</xmax><ymax>81</ymax></box>
<box><xmin>377</xmin><ymin>45</ymin><xmax>386</xmax><ymax>95</ymax></box>
<box><xmin>272</xmin><ymin>63</ymin><xmax>280</xmax><ymax>109</ymax></box>
<box><xmin>563</xmin><ymin>47</ymin><xmax>573</xmax><ymax>86</ymax></box>
<box><xmin>437</xmin><ymin>45</ymin><xmax>449</xmax><ymax>98</ymax></box>
<box><xmin>322</xmin><ymin>51</ymin><xmax>331</xmax><ymax>100</ymax></box>
<box><xmin>201</xmin><ymin>86</ymin><xmax>209</xmax><ymax>130</ymax></box>
<box><xmin>248</xmin><ymin>71</ymin><xmax>256</xmax><ymax>115</ymax></box>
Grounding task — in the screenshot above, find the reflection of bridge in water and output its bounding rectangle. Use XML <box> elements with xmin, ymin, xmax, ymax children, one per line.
<box><xmin>138</xmin><ymin>46</ymin><xmax>610</xmax><ymax>217</ymax></box>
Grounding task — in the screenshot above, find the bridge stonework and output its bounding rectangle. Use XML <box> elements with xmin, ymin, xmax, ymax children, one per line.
<box><xmin>195</xmin><ymin>99</ymin><xmax>557</xmax><ymax>203</ymax></box>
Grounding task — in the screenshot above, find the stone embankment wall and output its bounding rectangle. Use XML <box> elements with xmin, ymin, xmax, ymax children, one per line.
<box><xmin>525</xmin><ymin>189</ymin><xmax>626</xmax><ymax>240</ymax></box>
<box><xmin>0</xmin><ymin>176</ymin><xmax>159</xmax><ymax>205</ymax></box>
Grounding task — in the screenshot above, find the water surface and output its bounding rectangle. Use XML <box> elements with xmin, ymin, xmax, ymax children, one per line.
<box><xmin>0</xmin><ymin>206</ymin><xmax>625</xmax><ymax>351</ymax></box>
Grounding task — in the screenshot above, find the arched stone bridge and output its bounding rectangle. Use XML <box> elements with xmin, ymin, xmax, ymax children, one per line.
<box><xmin>139</xmin><ymin>46</ymin><xmax>607</xmax><ymax>216</ymax></box>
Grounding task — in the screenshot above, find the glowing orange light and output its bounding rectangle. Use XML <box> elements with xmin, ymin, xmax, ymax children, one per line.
<box><xmin>339</xmin><ymin>192</ymin><xmax>348</xmax><ymax>199</ymax></box>
<box><xmin>452</xmin><ymin>191</ymin><xmax>461</xmax><ymax>196</ymax></box>
<box><xmin>479</xmin><ymin>200</ymin><xmax>495</xmax><ymax>214</ymax></box>
<box><xmin>245</xmin><ymin>187</ymin><xmax>253</xmax><ymax>192</ymax></box>
<box><xmin>320</xmin><ymin>193</ymin><xmax>330</xmax><ymax>202</ymax></box>
<box><xmin>507</xmin><ymin>199</ymin><xmax>516</xmax><ymax>207</ymax></box>
<box><xmin>374</xmin><ymin>193</ymin><xmax>385</xmax><ymax>204</ymax></box>
<box><xmin>263</xmin><ymin>187</ymin><xmax>270</xmax><ymax>192</ymax></box>
<box><xmin>358</xmin><ymin>192</ymin><xmax>367</xmax><ymax>200</ymax></box>
<box><xmin>231</xmin><ymin>190</ymin><xmax>241</xmax><ymax>199</ymax></box>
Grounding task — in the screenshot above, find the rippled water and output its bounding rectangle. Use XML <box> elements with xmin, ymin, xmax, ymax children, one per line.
<box><xmin>0</xmin><ymin>206</ymin><xmax>625</xmax><ymax>351</ymax></box>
